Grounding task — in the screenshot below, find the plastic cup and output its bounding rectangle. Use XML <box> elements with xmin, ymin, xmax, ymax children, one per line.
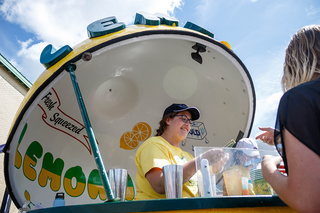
<box><xmin>108</xmin><ymin>168</ymin><xmax>128</xmax><ymax>201</ymax></box>
<box><xmin>162</xmin><ymin>164</ymin><xmax>183</xmax><ymax>198</ymax></box>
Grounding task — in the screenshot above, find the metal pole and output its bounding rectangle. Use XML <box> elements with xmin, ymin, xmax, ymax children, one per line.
<box><xmin>66</xmin><ymin>64</ymin><xmax>116</xmax><ymax>202</ymax></box>
<box><xmin>0</xmin><ymin>188</ymin><xmax>12</xmax><ymax>213</ymax></box>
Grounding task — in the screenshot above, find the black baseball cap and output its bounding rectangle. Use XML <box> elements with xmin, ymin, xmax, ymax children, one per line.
<box><xmin>163</xmin><ymin>103</ymin><xmax>200</xmax><ymax>120</ymax></box>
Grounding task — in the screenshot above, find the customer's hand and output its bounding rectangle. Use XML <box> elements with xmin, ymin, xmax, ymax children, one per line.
<box><xmin>261</xmin><ymin>155</ymin><xmax>282</xmax><ymax>182</ymax></box>
<box><xmin>256</xmin><ymin>127</ymin><xmax>275</xmax><ymax>145</ymax></box>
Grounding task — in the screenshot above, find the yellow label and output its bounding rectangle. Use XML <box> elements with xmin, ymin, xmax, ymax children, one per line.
<box><xmin>253</xmin><ymin>179</ymin><xmax>273</xmax><ymax>195</ymax></box>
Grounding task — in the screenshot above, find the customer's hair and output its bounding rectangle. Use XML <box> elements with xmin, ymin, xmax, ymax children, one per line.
<box><xmin>155</xmin><ymin>112</ymin><xmax>178</xmax><ymax>136</ymax></box>
<box><xmin>282</xmin><ymin>25</ymin><xmax>320</xmax><ymax>92</ymax></box>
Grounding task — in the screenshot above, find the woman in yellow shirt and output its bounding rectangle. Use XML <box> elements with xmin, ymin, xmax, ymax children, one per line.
<box><xmin>135</xmin><ymin>103</ymin><xmax>228</xmax><ymax>200</ymax></box>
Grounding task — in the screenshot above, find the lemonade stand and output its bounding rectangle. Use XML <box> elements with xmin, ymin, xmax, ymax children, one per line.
<box><xmin>3</xmin><ymin>12</ymin><xmax>296</xmax><ymax>212</ymax></box>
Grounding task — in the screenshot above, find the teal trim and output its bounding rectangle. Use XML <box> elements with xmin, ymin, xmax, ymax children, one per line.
<box><xmin>134</xmin><ymin>12</ymin><xmax>160</xmax><ymax>26</ymax></box>
<box><xmin>0</xmin><ymin>53</ymin><xmax>32</xmax><ymax>89</ymax></box>
<box><xmin>134</xmin><ymin>12</ymin><xmax>178</xmax><ymax>26</ymax></box>
<box><xmin>155</xmin><ymin>13</ymin><xmax>179</xmax><ymax>26</ymax></box>
<box><xmin>40</xmin><ymin>45</ymin><xmax>73</xmax><ymax>69</ymax></box>
<box><xmin>184</xmin><ymin>21</ymin><xmax>214</xmax><ymax>38</ymax></box>
<box><xmin>87</xmin><ymin>16</ymin><xmax>126</xmax><ymax>38</ymax></box>
<box><xmin>160</xmin><ymin>18</ymin><xmax>179</xmax><ymax>26</ymax></box>
<box><xmin>31</xmin><ymin>196</ymin><xmax>288</xmax><ymax>213</ymax></box>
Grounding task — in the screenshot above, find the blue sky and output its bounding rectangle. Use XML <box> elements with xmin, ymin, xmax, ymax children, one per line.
<box><xmin>1</xmin><ymin>0</ymin><xmax>320</xmax><ymax>149</ymax></box>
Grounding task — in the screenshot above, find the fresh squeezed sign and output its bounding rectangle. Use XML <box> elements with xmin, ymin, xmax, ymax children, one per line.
<box><xmin>37</xmin><ymin>88</ymin><xmax>97</xmax><ymax>154</ymax></box>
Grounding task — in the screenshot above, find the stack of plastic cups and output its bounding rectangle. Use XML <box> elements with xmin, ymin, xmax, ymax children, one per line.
<box><xmin>162</xmin><ymin>164</ymin><xmax>183</xmax><ymax>198</ymax></box>
<box><xmin>108</xmin><ymin>168</ymin><xmax>128</xmax><ymax>201</ymax></box>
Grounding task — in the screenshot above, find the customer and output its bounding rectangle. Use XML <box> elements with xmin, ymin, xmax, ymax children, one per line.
<box><xmin>234</xmin><ymin>138</ymin><xmax>260</xmax><ymax>169</ymax></box>
<box><xmin>134</xmin><ymin>103</ymin><xmax>228</xmax><ymax>200</ymax></box>
<box><xmin>257</xmin><ymin>25</ymin><xmax>320</xmax><ymax>212</ymax></box>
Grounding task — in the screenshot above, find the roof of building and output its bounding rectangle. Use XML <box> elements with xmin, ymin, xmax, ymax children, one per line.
<box><xmin>0</xmin><ymin>53</ymin><xmax>32</xmax><ymax>89</ymax></box>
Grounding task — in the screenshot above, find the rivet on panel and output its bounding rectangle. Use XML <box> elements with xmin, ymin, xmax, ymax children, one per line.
<box><xmin>82</xmin><ymin>52</ymin><xmax>92</xmax><ymax>61</ymax></box>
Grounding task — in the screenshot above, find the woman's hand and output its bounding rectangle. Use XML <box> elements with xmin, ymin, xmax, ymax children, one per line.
<box><xmin>255</xmin><ymin>127</ymin><xmax>275</xmax><ymax>145</ymax></box>
<box><xmin>201</xmin><ymin>149</ymin><xmax>229</xmax><ymax>174</ymax></box>
<box><xmin>210</xmin><ymin>154</ymin><xmax>229</xmax><ymax>174</ymax></box>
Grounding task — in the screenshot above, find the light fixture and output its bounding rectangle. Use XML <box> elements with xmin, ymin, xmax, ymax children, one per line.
<box><xmin>191</xmin><ymin>43</ymin><xmax>206</xmax><ymax>64</ymax></box>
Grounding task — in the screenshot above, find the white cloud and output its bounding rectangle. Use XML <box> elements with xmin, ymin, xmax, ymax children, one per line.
<box><xmin>243</xmin><ymin>44</ymin><xmax>285</xmax><ymax>140</ymax></box>
<box><xmin>14</xmin><ymin>40</ymin><xmax>49</xmax><ymax>82</ymax></box>
<box><xmin>17</xmin><ymin>39</ymin><xmax>48</xmax><ymax>60</ymax></box>
<box><xmin>1</xmin><ymin>0</ymin><xmax>182</xmax><ymax>47</ymax></box>
<box><xmin>0</xmin><ymin>0</ymin><xmax>182</xmax><ymax>82</ymax></box>
<box><xmin>194</xmin><ymin>0</ymin><xmax>219</xmax><ymax>26</ymax></box>
<box><xmin>306</xmin><ymin>5</ymin><xmax>320</xmax><ymax>18</ymax></box>
<box><xmin>255</xmin><ymin>91</ymin><xmax>283</xmax><ymax>122</ymax></box>
<box><xmin>249</xmin><ymin>91</ymin><xmax>282</xmax><ymax>151</ymax></box>
<box><xmin>8</xmin><ymin>58</ymin><xmax>19</xmax><ymax>69</ymax></box>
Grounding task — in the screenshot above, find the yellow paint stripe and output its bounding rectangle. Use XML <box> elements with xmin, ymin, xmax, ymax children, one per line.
<box><xmin>38</xmin><ymin>169</ymin><xmax>62</xmax><ymax>191</ymax></box>
<box><xmin>125</xmin><ymin>186</ymin><xmax>134</xmax><ymax>200</ymax></box>
<box><xmin>87</xmin><ymin>183</ymin><xmax>107</xmax><ymax>200</ymax></box>
<box><xmin>64</xmin><ymin>178</ymin><xmax>86</xmax><ymax>197</ymax></box>
<box><xmin>23</xmin><ymin>155</ymin><xmax>36</xmax><ymax>181</ymax></box>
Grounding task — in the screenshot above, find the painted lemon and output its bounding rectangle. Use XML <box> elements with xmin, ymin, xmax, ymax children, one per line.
<box><xmin>132</xmin><ymin>122</ymin><xmax>152</xmax><ymax>142</ymax></box>
<box><xmin>120</xmin><ymin>122</ymin><xmax>152</xmax><ymax>150</ymax></box>
<box><xmin>120</xmin><ymin>131</ymin><xmax>139</xmax><ymax>150</ymax></box>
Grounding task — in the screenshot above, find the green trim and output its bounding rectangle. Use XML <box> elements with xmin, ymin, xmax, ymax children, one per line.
<box><xmin>0</xmin><ymin>53</ymin><xmax>32</xmax><ymax>89</ymax></box>
<box><xmin>184</xmin><ymin>21</ymin><xmax>214</xmax><ymax>38</ymax></box>
<box><xmin>31</xmin><ymin>196</ymin><xmax>288</xmax><ymax>213</ymax></box>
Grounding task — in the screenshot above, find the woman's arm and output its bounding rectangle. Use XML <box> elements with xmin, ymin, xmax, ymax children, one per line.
<box><xmin>145</xmin><ymin>149</ymin><xmax>228</xmax><ymax>194</ymax></box>
<box><xmin>145</xmin><ymin>168</ymin><xmax>165</xmax><ymax>194</ymax></box>
<box><xmin>262</xmin><ymin>128</ymin><xmax>320</xmax><ymax>213</ymax></box>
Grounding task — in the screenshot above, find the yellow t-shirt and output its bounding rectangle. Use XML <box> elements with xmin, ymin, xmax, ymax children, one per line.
<box><xmin>134</xmin><ymin>136</ymin><xmax>198</xmax><ymax>200</ymax></box>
